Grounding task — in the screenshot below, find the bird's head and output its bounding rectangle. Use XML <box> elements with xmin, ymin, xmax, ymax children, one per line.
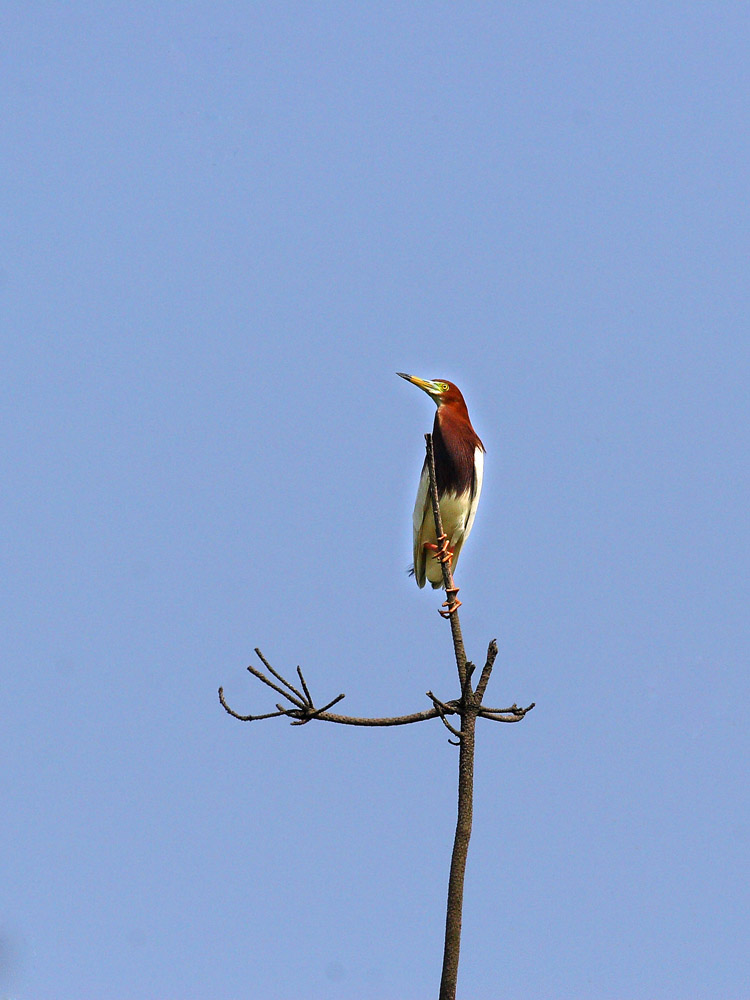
<box><xmin>397</xmin><ymin>373</ymin><xmax>464</xmax><ymax>409</ymax></box>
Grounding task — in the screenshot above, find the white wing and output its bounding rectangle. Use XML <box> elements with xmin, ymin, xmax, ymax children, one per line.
<box><xmin>411</xmin><ymin>460</ymin><xmax>430</xmax><ymax>588</ymax></box>
<box><xmin>462</xmin><ymin>446</ymin><xmax>484</xmax><ymax>543</ymax></box>
<box><xmin>440</xmin><ymin>446</ymin><xmax>484</xmax><ymax>583</ymax></box>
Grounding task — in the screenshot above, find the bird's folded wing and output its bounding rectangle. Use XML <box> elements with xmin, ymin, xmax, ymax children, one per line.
<box><xmin>463</xmin><ymin>446</ymin><xmax>484</xmax><ymax>542</ymax></box>
<box><xmin>412</xmin><ymin>460</ymin><xmax>430</xmax><ymax>588</ymax></box>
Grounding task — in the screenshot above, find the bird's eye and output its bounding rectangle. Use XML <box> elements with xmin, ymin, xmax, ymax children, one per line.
<box><xmin>437</xmin><ymin>381</ymin><xmax>449</xmax><ymax>392</ymax></box>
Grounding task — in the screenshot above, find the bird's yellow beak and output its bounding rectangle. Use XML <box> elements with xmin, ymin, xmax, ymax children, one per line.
<box><xmin>397</xmin><ymin>372</ymin><xmax>443</xmax><ymax>396</ymax></box>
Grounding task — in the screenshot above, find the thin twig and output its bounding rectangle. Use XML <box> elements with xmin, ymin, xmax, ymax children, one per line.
<box><xmin>474</xmin><ymin>639</ymin><xmax>498</xmax><ymax>702</ymax></box>
<box><xmin>296</xmin><ymin>666</ymin><xmax>313</xmax><ymax>705</ymax></box>
<box><xmin>427</xmin><ymin>691</ymin><xmax>465</xmax><ymax>739</ymax></box>
<box><xmin>479</xmin><ymin>712</ymin><xmax>531</xmax><ymax>724</ymax></box>
<box><xmin>479</xmin><ymin>702</ymin><xmax>536</xmax><ymax>723</ymax></box>
<box><xmin>425</xmin><ymin>691</ymin><xmax>459</xmax><ymax>716</ymax></box>
<box><xmin>480</xmin><ymin>702</ymin><xmax>535</xmax><ymax>715</ymax></box>
<box><xmin>218</xmin><ymin>688</ymin><xmax>286</xmax><ymax>722</ymax></box>
<box><xmin>255</xmin><ymin>646</ymin><xmax>307</xmax><ymax>704</ymax></box>
<box><xmin>245</xmin><ymin>662</ymin><xmax>305</xmax><ymax>709</ymax></box>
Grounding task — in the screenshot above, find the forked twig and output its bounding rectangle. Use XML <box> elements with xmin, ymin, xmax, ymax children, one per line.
<box><xmin>426</xmin><ymin>690</ymin><xmax>464</xmax><ymax>740</ymax></box>
<box><xmin>220</xmin><ymin>651</ymin><xmax>460</xmax><ymax>728</ymax></box>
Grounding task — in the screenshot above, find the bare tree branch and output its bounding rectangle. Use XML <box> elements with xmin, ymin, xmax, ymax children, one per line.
<box><xmin>474</xmin><ymin>638</ymin><xmax>499</xmax><ymax>702</ymax></box>
<box><xmin>219</xmin><ymin>650</ymin><xmax>457</xmax><ymax>727</ymax></box>
<box><xmin>478</xmin><ymin>705</ymin><xmax>536</xmax><ymax>723</ymax></box>
<box><xmin>479</xmin><ymin>703</ymin><xmax>530</xmax><ymax>715</ymax></box>
<box><xmin>296</xmin><ymin>665</ymin><xmax>313</xmax><ymax>704</ymax></box>
<box><xmin>217</xmin><ymin>688</ymin><xmax>286</xmax><ymax>722</ymax></box>
<box><xmin>219</xmin><ymin>431</ymin><xmax>535</xmax><ymax>1000</ymax></box>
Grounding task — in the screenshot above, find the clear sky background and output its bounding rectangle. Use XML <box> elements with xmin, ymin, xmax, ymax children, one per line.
<box><xmin>3</xmin><ymin>4</ymin><xmax>749</xmax><ymax>999</ymax></box>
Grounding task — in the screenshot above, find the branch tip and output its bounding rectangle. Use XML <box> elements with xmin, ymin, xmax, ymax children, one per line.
<box><xmin>296</xmin><ymin>666</ymin><xmax>313</xmax><ymax>704</ymax></box>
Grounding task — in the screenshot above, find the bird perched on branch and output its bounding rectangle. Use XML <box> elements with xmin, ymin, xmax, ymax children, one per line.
<box><xmin>398</xmin><ymin>374</ymin><xmax>485</xmax><ymax>597</ymax></box>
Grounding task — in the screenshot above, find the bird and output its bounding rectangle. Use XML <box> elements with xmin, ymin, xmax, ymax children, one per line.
<box><xmin>398</xmin><ymin>374</ymin><xmax>485</xmax><ymax>612</ymax></box>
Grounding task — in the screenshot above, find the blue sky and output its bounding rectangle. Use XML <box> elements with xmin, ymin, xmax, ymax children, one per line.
<box><xmin>3</xmin><ymin>3</ymin><xmax>749</xmax><ymax>998</ymax></box>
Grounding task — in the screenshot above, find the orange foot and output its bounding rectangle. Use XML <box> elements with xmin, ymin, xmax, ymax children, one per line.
<box><xmin>424</xmin><ymin>534</ymin><xmax>454</xmax><ymax>566</ymax></box>
<box><xmin>439</xmin><ymin>587</ymin><xmax>462</xmax><ymax>618</ymax></box>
